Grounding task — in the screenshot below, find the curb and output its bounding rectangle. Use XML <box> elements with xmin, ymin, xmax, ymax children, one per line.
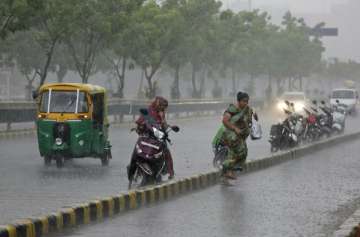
<box><xmin>1</xmin><ymin>132</ymin><xmax>360</xmax><ymax>237</ymax></box>
<box><xmin>333</xmin><ymin>208</ymin><xmax>360</xmax><ymax>237</ymax></box>
<box><xmin>0</xmin><ymin>172</ymin><xmax>219</xmax><ymax>237</ymax></box>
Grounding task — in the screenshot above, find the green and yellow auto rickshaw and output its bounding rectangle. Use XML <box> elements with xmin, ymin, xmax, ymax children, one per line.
<box><xmin>36</xmin><ymin>83</ymin><xmax>112</xmax><ymax>168</ymax></box>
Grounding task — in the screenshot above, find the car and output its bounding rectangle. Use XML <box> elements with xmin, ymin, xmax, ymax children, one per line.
<box><xmin>275</xmin><ymin>91</ymin><xmax>307</xmax><ymax>113</ymax></box>
<box><xmin>330</xmin><ymin>88</ymin><xmax>359</xmax><ymax>115</ymax></box>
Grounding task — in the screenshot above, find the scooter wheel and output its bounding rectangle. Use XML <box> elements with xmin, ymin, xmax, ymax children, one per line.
<box><xmin>56</xmin><ymin>156</ymin><xmax>64</xmax><ymax>168</ymax></box>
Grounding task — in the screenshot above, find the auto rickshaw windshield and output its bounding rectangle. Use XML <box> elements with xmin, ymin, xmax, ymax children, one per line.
<box><xmin>40</xmin><ymin>90</ymin><xmax>88</xmax><ymax>113</ymax></box>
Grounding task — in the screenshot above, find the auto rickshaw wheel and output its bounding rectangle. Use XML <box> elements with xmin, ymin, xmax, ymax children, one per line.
<box><xmin>101</xmin><ymin>151</ymin><xmax>111</xmax><ymax>166</ymax></box>
<box><xmin>101</xmin><ymin>154</ymin><xmax>110</xmax><ymax>166</ymax></box>
<box><xmin>56</xmin><ymin>155</ymin><xmax>65</xmax><ymax>168</ymax></box>
<box><xmin>44</xmin><ymin>156</ymin><xmax>52</xmax><ymax>166</ymax></box>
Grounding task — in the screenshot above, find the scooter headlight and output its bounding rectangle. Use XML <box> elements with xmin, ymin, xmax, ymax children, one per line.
<box><xmin>294</xmin><ymin>102</ymin><xmax>305</xmax><ymax>112</ymax></box>
<box><xmin>55</xmin><ymin>138</ymin><xmax>63</xmax><ymax>146</ymax></box>
<box><xmin>153</xmin><ymin>127</ymin><xmax>165</xmax><ymax>140</ymax></box>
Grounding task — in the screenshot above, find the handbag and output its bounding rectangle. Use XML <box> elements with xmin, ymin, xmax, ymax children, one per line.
<box><xmin>250</xmin><ymin>115</ymin><xmax>262</xmax><ymax>140</ymax></box>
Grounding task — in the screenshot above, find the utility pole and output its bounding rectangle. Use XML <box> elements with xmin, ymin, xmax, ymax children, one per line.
<box><xmin>248</xmin><ymin>0</ymin><xmax>252</xmax><ymax>11</ymax></box>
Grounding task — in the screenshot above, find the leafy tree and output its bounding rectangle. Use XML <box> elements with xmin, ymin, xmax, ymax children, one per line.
<box><xmin>0</xmin><ymin>0</ymin><xmax>41</xmax><ymax>39</ymax></box>
<box><xmin>130</xmin><ymin>0</ymin><xmax>183</xmax><ymax>98</ymax></box>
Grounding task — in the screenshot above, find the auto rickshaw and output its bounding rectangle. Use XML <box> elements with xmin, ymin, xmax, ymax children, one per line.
<box><xmin>36</xmin><ymin>83</ymin><xmax>112</xmax><ymax>168</ymax></box>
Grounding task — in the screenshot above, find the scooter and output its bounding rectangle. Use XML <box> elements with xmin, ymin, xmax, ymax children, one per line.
<box><xmin>128</xmin><ymin>109</ymin><xmax>179</xmax><ymax>189</ymax></box>
<box><xmin>332</xmin><ymin>100</ymin><xmax>346</xmax><ymax>134</ymax></box>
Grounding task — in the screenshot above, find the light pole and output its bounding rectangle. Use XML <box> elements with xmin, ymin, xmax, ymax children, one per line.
<box><xmin>248</xmin><ymin>0</ymin><xmax>252</xmax><ymax>11</ymax></box>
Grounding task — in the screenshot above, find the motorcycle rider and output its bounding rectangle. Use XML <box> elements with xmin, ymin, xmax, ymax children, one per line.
<box><xmin>219</xmin><ymin>91</ymin><xmax>258</xmax><ymax>180</ymax></box>
<box><xmin>128</xmin><ymin>96</ymin><xmax>175</xmax><ymax>181</ymax></box>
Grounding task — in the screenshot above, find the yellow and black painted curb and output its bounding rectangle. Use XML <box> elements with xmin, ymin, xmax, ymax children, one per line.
<box><xmin>1</xmin><ymin>131</ymin><xmax>360</xmax><ymax>237</ymax></box>
<box><xmin>0</xmin><ymin>172</ymin><xmax>219</xmax><ymax>237</ymax></box>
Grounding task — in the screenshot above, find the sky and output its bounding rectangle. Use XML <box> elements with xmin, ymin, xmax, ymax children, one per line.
<box><xmin>221</xmin><ymin>0</ymin><xmax>360</xmax><ymax>61</ymax></box>
<box><xmin>222</xmin><ymin>0</ymin><xmax>348</xmax><ymax>13</ymax></box>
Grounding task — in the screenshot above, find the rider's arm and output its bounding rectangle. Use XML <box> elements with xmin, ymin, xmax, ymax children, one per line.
<box><xmin>223</xmin><ymin>112</ymin><xmax>241</xmax><ymax>135</ymax></box>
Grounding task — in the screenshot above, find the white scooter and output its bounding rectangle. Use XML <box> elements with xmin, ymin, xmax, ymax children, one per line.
<box><xmin>332</xmin><ymin>100</ymin><xmax>346</xmax><ymax>134</ymax></box>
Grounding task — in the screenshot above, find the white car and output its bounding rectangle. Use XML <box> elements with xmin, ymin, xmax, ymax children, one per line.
<box><xmin>276</xmin><ymin>91</ymin><xmax>307</xmax><ymax>113</ymax></box>
<box><xmin>330</xmin><ymin>88</ymin><xmax>359</xmax><ymax>115</ymax></box>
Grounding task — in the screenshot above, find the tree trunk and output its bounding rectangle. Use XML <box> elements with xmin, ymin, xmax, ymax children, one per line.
<box><xmin>137</xmin><ymin>69</ymin><xmax>145</xmax><ymax>99</ymax></box>
<box><xmin>171</xmin><ymin>64</ymin><xmax>180</xmax><ymax>100</ymax></box>
<box><xmin>144</xmin><ymin>66</ymin><xmax>158</xmax><ymax>99</ymax></box>
<box><xmin>266</xmin><ymin>73</ymin><xmax>273</xmax><ymax>100</ymax></box>
<box><xmin>114</xmin><ymin>58</ymin><xmax>126</xmax><ymax>98</ymax></box>
<box><xmin>56</xmin><ymin>64</ymin><xmax>67</xmax><ymax>83</ymax></box>
<box><xmin>119</xmin><ymin>58</ymin><xmax>126</xmax><ymax>98</ymax></box>
<box><xmin>199</xmin><ymin>67</ymin><xmax>206</xmax><ymax>98</ymax></box>
<box><xmin>191</xmin><ymin>63</ymin><xmax>198</xmax><ymax>98</ymax></box>
<box><xmin>26</xmin><ymin>80</ymin><xmax>33</xmax><ymax>100</ymax></box>
<box><xmin>231</xmin><ymin>68</ymin><xmax>236</xmax><ymax>96</ymax></box>
<box><xmin>39</xmin><ymin>39</ymin><xmax>57</xmax><ymax>86</ymax></box>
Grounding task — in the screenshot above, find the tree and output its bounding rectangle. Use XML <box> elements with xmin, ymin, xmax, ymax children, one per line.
<box><xmin>2</xmin><ymin>30</ymin><xmax>50</xmax><ymax>99</ymax></box>
<box><xmin>130</xmin><ymin>0</ymin><xmax>183</xmax><ymax>98</ymax></box>
<box><xmin>103</xmin><ymin>0</ymin><xmax>144</xmax><ymax>98</ymax></box>
<box><xmin>66</xmin><ymin>0</ymin><xmax>143</xmax><ymax>84</ymax></box>
<box><xmin>28</xmin><ymin>0</ymin><xmax>74</xmax><ymax>87</ymax></box>
<box><xmin>0</xmin><ymin>0</ymin><xmax>41</xmax><ymax>39</ymax></box>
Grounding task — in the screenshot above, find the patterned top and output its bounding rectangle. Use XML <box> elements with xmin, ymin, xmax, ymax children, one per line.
<box><xmin>224</xmin><ymin>104</ymin><xmax>253</xmax><ymax>139</ymax></box>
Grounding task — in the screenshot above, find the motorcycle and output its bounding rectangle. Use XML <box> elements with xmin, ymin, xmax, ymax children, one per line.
<box><xmin>269</xmin><ymin>104</ymin><xmax>299</xmax><ymax>152</ymax></box>
<box><xmin>127</xmin><ymin>109</ymin><xmax>179</xmax><ymax>189</ymax></box>
<box><xmin>302</xmin><ymin>107</ymin><xmax>322</xmax><ymax>143</ymax></box>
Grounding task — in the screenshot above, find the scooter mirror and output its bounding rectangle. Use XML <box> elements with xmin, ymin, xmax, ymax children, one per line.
<box><xmin>139</xmin><ymin>108</ymin><xmax>149</xmax><ymax>116</ymax></box>
<box><xmin>171</xmin><ymin>125</ymin><xmax>180</xmax><ymax>133</ymax></box>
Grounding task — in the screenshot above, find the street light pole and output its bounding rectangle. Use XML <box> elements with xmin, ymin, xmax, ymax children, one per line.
<box><xmin>248</xmin><ymin>0</ymin><xmax>252</xmax><ymax>11</ymax></box>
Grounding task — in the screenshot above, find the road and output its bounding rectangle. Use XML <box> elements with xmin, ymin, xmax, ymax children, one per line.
<box><xmin>55</xmin><ymin>137</ymin><xmax>360</xmax><ymax>237</ymax></box>
<box><xmin>0</xmin><ymin>111</ymin><xmax>358</xmax><ymax>229</ymax></box>
<box><xmin>0</xmin><ymin>112</ymin><xmax>274</xmax><ymax>225</ymax></box>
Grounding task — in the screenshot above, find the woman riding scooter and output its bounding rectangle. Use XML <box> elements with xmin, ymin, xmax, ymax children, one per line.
<box><xmin>127</xmin><ymin>96</ymin><xmax>176</xmax><ymax>182</ymax></box>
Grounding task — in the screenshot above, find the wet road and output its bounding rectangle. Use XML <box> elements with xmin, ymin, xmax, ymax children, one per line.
<box><xmin>0</xmin><ymin>113</ymin><xmax>275</xmax><ymax>224</ymax></box>
<box><xmin>0</xmin><ymin>112</ymin><xmax>358</xmax><ymax>227</ymax></box>
<box><xmin>56</xmin><ymin>138</ymin><xmax>360</xmax><ymax>237</ymax></box>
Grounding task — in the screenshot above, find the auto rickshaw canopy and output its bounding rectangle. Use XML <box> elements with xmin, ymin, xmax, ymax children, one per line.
<box><xmin>37</xmin><ymin>83</ymin><xmax>108</xmax><ymax>123</ymax></box>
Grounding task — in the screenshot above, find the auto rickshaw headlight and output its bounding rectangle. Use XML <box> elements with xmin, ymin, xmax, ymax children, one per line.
<box><xmin>55</xmin><ymin>138</ymin><xmax>63</xmax><ymax>146</ymax></box>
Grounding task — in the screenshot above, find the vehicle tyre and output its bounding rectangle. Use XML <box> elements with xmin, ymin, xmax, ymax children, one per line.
<box><xmin>56</xmin><ymin>156</ymin><xmax>64</xmax><ymax>168</ymax></box>
<box><xmin>270</xmin><ymin>145</ymin><xmax>278</xmax><ymax>153</ymax></box>
<box><xmin>101</xmin><ymin>155</ymin><xmax>109</xmax><ymax>166</ymax></box>
<box><xmin>213</xmin><ymin>147</ymin><xmax>227</xmax><ymax>168</ymax></box>
<box><xmin>44</xmin><ymin>156</ymin><xmax>52</xmax><ymax>166</ymax></box>
<box><xmin>140</xmin><ymin>174</ymin><xmax>152</xmax><ymax>187</ymax></box>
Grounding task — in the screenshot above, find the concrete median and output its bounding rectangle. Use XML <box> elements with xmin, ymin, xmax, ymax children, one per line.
<box><xmin>1</xmin><ymin>131</ymin><xmax>360</xmax><ymax>237</ymax></box>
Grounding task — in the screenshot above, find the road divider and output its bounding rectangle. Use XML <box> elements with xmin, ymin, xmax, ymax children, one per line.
<box><xmin>1</xmin><ymin>131</ymin><xmax>360</xmax><ymax>237</ymax></box>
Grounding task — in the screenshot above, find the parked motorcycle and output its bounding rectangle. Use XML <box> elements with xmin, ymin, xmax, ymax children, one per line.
<box><xmin>127</xmin><ymin>109</ymin><xmax>179</xmax><ymax>189</ymax></box>
<box><xmin>331</xmin><ymin>100</ymin><xmax>347</xmax><ymax>134</ymax></box>
<box><xmin>269</xmin><ymin>103</ymin><xmax>299</xmax><ymax>152</ymax></box>
<box><xmin>302</xmin><ymin>107</ymin><xmax>322</xmax><ymax>143</ymax></box>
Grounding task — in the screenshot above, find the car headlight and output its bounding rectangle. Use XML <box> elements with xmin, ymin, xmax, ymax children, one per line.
<box><xmin>55</xmin><ymin>138</ymin><xmax>63</xmax><ymax>146</ymax></box>
<box><xmin>153</xmin><ymin>127</ymin><xmax>165</xmax><ymax>140</ymax></box>
<box><xmin>277</xmin><ymin>102</ymin><xmax>286</xmax><ymax>111</ymax></box>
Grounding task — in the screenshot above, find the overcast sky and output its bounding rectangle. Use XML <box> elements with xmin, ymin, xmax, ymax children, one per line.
<box><xmin>222</xmin><ymin>0</ymin><xmax>348</xmax><ymax>13</ymax></box>
<box><xmin>221</xmin><ymin>0</ymin><xmax>360</xmax><ymax>61</ymax></box>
